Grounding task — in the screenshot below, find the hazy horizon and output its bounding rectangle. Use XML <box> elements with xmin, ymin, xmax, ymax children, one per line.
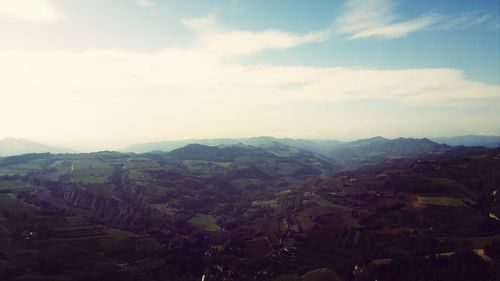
<box><xmin>2</xmin><ymin>133</ymin><xmax>500</xmax><ymax>153</ymax></box>
<box><xmin>1</xmin><ymin>0</ymin><xmax>499</xmax><ymax>149</ymax></box>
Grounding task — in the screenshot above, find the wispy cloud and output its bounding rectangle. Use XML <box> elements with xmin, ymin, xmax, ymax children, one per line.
<box><xmin>335</xmin><ymin>0</ymin><xmax>498</xmax><ymax>40</ymax></box>
<box><xmin>437</xmin><ymin>11</ymin><xmax>500</xmax><ymax>30</ymax></box>
<box><xmin>183</xmin><ymin>16</ymin><xmax>331</xmax><ymax>57</ymax></box>
<box><xmin>0</xmin><ymin>0</ymin><xmax>64</xmax><ymax>23</ymax></box>
<box><xmin>335</xmin><ymin>0</ymin><xmax>437</xmax><ymax>39</ymax></box>
<box><xmin>0</xmin><ymin>16</ymin><xmax>497</xmax><ymax>106</ymax></box>
<box><xmin>135</xmin><ymin>0</ymin><xmax>155</xmax><ymax>8</ymax></box>
<box><xmin>0</xmin><ymin>13</ymin><xmax>498</xmax><ymax>143</ymax></box>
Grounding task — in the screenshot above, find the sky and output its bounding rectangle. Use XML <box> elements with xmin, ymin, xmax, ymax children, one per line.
<box><xmin>0</xmin><ymin>0</ymin><xmax>499</xmax><ymax>150</ymax></box>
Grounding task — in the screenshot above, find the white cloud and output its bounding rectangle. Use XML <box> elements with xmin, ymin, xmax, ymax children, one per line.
<box><xmin>437</xmin><ymin>11</ymin><xmax>500</xmax><ymax>30</ymax></box>
<box><xmin>135</xmin><ymin>0</ymin><xmax>155</xmax><ymax>8</ymax></box>
<box><xmin>348</xmin><ymin>16</ymin><xmax>436</xmax><ymax>39</ymax></box>
<box><xmin>0</xmin><ymin>0</ymin><xmax>64</xmax><ymax>23</ymax></box>
<box><xmin>336</xmin><ymin>0</ymin><xmax>437</xmax><ymax>39</ymax></box>
<box><xmin>183</xmin><ymin>16</ymin><xmax>331</xmax><ymax>57</ymax></box>
<box><xmin>0</xmin><ymin>15</ymin><xmax>498</xmax><ymax>145</ymax></box>
<box><xmin>335</xmin><ymin>0</ymin><xmax>498</xmax><ymax>40</ymax></box>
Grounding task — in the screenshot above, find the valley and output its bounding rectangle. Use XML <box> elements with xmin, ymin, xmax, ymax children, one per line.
<box><xmin>0</xmin><ymin>138</ymin><xmax>498</xmax><ymax>280</ymax></box>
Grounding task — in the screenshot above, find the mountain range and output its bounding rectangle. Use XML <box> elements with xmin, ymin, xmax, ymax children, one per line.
<box><xmin>123</xmin><ymin>135</ymin><xmax>500</xmax><ymax>154</ymax></box>
<box><xmin>0</xmin><ymin>135</ymin><xmax>499</xmax><ymax>174</ymax></box>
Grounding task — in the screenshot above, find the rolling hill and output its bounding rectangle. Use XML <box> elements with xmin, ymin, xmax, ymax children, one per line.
<box><xmin>0</xmin><ymin>142</ymin><xmax>498</xmax><ymax>281</ymax></box>
<box><xmin>327</xmin><ymin>137</ymin><xmax>450</xmax><ymax>169</ymax></box>
<box><xmin>0</xmin><ymin>137</ymin><xmax>74</xmax><ymax>156</ymax></box>
<box><xmin>122</xmin><ymin>136</ymin><xmax>343</xmax><ymax>155</ymax></box>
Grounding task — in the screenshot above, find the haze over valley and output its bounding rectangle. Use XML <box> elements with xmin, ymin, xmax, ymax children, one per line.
<box><xmin>0</xmin><ymin>0</ymin><xmax>499</xmax><ymax>280</ymax></box>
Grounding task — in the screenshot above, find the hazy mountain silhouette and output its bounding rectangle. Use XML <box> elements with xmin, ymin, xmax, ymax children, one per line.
<box><xmin>0</xmin><ymin>137</ymin><xmax>74</xmax><ymax>156</ymax></box>
<box><xmin>431</xmin><ymin>135</ymin><xmax>500</xmax><ymax>148</ymax></box>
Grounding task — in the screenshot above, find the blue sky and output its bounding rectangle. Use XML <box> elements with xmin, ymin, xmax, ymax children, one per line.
<box><xmin>0</xmin><ymin>0</ymin><xmax>498</xmax><ymax>149</ymax></box>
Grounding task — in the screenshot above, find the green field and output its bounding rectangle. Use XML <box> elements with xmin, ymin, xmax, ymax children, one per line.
<box><xmin>416</xmin><ymin>196</ymin><xmax>464</xmax><ymax>207</ymax></box>
<box><xmin>0</xmin><ymin>180</ymin><xmax>32</xmax><ymax>191</ymax></box>
<box><xmin>252</xmin><ymin>199</ymin><xmax>278</xmax><ymax>208</ymax></box>
<box><xmin>0</xmin><ymin>164</ymin><xmax>42</xmax><ymax>176</ymax></box>
<box><xmin>72</xmin><ymin>160</ymin><xmax>112</xmax><ymax>171</ymax></box>
<box><xmin>188</xmin><ymin>214</ymin><xmax>220</xmax><ymax>232</ymax></box>
<box><xmin>150</xmin><ymin>204</ymin><xmax>175</xmax><ymax>216</ymax></box>
<box><xmin>71</xmin><ymin>175</ymin><xmax>108</xmax><ymax>184</ymax></box>
<box><xmin>104</xmin><ymin>227</ymin><xmax>138</xmax><ymax>240</ymax></box>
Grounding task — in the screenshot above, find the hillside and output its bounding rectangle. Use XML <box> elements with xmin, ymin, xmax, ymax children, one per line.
<box><xmin>0</xmin><ymin>146</ymin><xmax>498</xmax><ymax>280</ymax></box>
<box><xmin>0</xmin><ymin>138</ymin><xmax>74</xmax><ymax>156</ymax></box>
<box><xmin>328</xmin><ymin>137</ymin><xmax>450</xmax><ymax>169</ymax></box>
<box><xmin>125</xmin><ymin>137</ymin><xmax>460</xmax><ymax>171</ymax></box>
<box><xmin>122</xmin><ymin>136</ymin><xmax>343</xmax><ymax>155</ymax></box>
